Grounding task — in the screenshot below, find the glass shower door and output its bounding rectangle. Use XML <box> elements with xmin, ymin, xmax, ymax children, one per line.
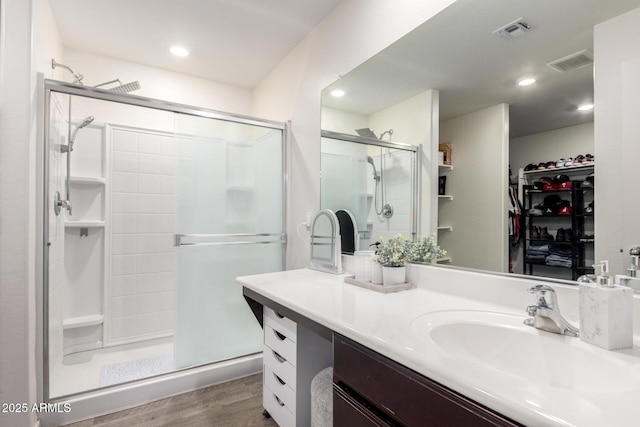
<box><xmin>173</xmin><ymin>114</ymin><xmax>285</xmax><ymax>369</ymax></box>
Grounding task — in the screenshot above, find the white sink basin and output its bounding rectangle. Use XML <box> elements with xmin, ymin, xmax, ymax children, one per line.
<box><xmin>411</xmin><ymin>310</ymin><xmax>638</xmax><ymax>393</ymax></box>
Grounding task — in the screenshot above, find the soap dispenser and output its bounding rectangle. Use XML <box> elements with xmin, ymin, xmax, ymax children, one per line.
<box><xmin>615</xmin><ymin>246</ymin><xmax>640</xmax><ymax>293</ymax></box>
<box><xmin>580</xmin><ymin>260</ymin><xmax>633</xmax><ymax>350</ymax></box>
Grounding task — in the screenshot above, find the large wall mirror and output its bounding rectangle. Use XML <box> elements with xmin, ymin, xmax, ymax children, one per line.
<box><xmin>320</xmin><ymin>0</ymin><xmax>640</xmax><ymax>281</ymax></box>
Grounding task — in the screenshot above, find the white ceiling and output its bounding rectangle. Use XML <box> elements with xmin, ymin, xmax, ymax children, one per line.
<box><xmin>322</xmin><ymin>0</ymin><xmax>640</xmax><ymax>138</ymax></box>
<box><xmin>49</xmin><ymin>0</ymin><xmax>343</xmax><ymax>88</ymax></box>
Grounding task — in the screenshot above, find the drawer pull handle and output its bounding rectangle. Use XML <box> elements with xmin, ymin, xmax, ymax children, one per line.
<box><xmin>273</xmin><ymin>350</ymin><xmax>287</xmax><ymax>363</ymax></box>
<box><xmin>273</xmin><ymin>373</ymin><xmax>286</xmax><ymax>386</ymax></box>
<box><xmin>275</xmin><ymin>312</ymin><xmax>285</xmax><ymax>319</ymax></box>
<box><xmin>274</xmin><ymin>330</ymin><xmax>287</xmax><ymax>341</ymax></box>
<box><xmin>275</xmin><ymin>394</ymin><xmax>285</xmax><ymax>407</ymax></box>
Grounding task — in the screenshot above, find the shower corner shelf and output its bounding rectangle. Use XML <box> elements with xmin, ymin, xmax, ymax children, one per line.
<box><xmin>65</xmin><ymin>220</ymin><xmax>105</xmax><ymax>228</ymax></box>
<box><xmin>438</xmin><ymin>164</ymin><xmax>453</xmax><ymax>171</ymax></box>
<box><xmin>438</xmin><ymin>195</ymin><xmax>453</xmax><ymax>200</ymax></box>
<box><xmin>70</xmin><ymin>176</ymin><xmax>106</xmax><ymax>185</ymax></box>
<box><xmin>63</xmin><ymin>314</ymin><xmax>104</xmax><ymax>330</ymax></box>
<box><xmin>437</xmin><ymin>225</ymin><xmax>453</xmax><ymax>232</ymax></box>
<box><xmin>436</xmin><ymin>256</ymin><xmax>452</xmax><ymax>263</ymax></box>
<box><xmin>226</xmin><ymin>185</ymin><xmax>254</xmax><ymax>193</ymax></box>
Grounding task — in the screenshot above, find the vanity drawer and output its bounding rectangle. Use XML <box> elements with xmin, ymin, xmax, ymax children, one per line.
<box><xmin>264</xmin><ymin>324</ymin><xmax>297</xmax><ymax>366</ymax></box>
<box><xmin>263</xmin><ymin>388</ymin><xmax>295</xmax><ymax>427</ymax></box>
<box><xmin>263</xmin><ymin>346</ymin><xmax>296</xmax><ymax>389</ymax></box>
<box><xmin>334</xmin><ymin>334</ymin><xmax>520</xmax><ymax>427</ymax></box>
<box><xmin>264</xmin><ymin>306</ymin><xmax>297</xmax><ymax>340</ymax></box>
<box><xmin>264</xmin><ymin>365</ymin><xmax>296</xmax><ymax>414</ymax></box>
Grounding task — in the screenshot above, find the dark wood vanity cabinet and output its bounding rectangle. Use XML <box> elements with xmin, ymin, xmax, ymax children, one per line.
<box><xmin>333</xmin><ymin>334</ymin><xmax>521</xmax><ymax>427</ymax></box>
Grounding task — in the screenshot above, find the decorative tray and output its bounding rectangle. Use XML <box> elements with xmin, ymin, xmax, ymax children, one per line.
<box><xmin>344</xmin><ymin>277</ymin><xmax>414</xmax><ymax>293</ymax></box>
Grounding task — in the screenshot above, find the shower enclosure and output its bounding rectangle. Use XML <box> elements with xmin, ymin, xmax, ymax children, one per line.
<box><xmin>41</xmin><ymin>80</ymin><xmax>286</xmax><ymax>403</ymax></box>
<box><xmin>320</xmin><ymin>130</ymin><xmax>419</xmax><ymax>248</ymax></box>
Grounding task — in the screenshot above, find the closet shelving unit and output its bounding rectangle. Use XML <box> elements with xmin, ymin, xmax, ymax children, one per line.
<box><xmin>437</xmin><ymin>163</ymin><xmax>453</xmax><ymax>263</ymax></box>
<box><xmin>520</xmin><ymin>164</ymin><xmax>594</xmax><ymax>280</ymax></box>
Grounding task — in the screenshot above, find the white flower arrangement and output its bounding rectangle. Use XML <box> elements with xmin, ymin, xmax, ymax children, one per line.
<box><xmin>376</xmin><ymin>234</ymin><xmax>414</xmax><ymax>267</ymax></box>
<box><xmin>374</xmin><ymin>233</ymin><xmax>446</xmax><ymax>267</ymax></box>
<box><xmin>411</xmin><ymin>234</ymin><xmax>446</xmax><ymax>264</ymax></box>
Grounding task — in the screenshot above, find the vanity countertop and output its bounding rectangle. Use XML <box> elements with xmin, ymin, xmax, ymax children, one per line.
<box><xmin>237</xmin><ymin>266</ymin><xmax>640</xmax><ymax>427</ymax></box>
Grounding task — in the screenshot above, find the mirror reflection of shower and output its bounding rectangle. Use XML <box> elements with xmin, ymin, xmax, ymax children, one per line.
<box><xmin>367</xmin><ymin>149</ymin><xmax>394</xmax><ymax>219</ymax></box>
<box><xmin>55</xmin><ymin>116</ymin><xmax>95</xmax><ymax>216</ymax></box>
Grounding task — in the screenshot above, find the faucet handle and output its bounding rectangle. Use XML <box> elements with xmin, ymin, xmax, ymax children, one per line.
<box><xmin>527</xmin><ymin>284</ymin><xmax>558</xmax><ymax>309</ymax></box>
<box><xmin>526</xmin><ymin>305</ymin><xmax>538</xmax><ymax>317</ymax></box>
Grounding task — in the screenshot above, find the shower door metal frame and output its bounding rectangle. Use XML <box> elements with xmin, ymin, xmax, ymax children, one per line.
<box><xmin>320</xmin><ymin>129</ymin><xmax>420</xmax><ymax>240</ymax></box>
<box><xmin>40</xmin><ymin>79</ymin><xmax>288</xmax><ymax>402</ymax></box>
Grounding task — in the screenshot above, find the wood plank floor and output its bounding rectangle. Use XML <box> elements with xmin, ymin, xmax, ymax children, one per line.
<box><xmin>64</xmin><ymin>373</ymin><xmax>278</xmax><ymax>427</ymax></box>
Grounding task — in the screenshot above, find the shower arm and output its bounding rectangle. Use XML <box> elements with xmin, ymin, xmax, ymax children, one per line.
<box><xmin>51</xmin><ymin>59</ymin><xmax>84</xmax><ymax>85</ymax></box>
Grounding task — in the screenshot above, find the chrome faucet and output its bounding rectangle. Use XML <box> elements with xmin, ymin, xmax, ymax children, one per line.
<box><xmin>524</xmin><ymin>284</ymin><xmax>579</xmax><ymax>337</ymax></box>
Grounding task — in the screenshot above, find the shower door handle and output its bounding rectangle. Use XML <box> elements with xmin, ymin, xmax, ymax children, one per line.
<box><xmin>174</xmin><ymin>233</ymin><xmax>286</xmax><ymax>247</ymax></box>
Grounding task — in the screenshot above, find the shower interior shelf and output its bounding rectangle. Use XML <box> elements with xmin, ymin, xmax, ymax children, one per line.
<box><xmin>65</xmin><ymin>220</ymin><xmax>105</xmax><ymax>228</ymax></box>
<box><xmin>63</xmin><ymin>314</ymin><xmax>104</xmax><ymax>330</ymax></box>
<box><xmin>69</xmin><ymin>176</ymin><xmax>106</xmax><ymax>185</ymax></box>
<box><xmin>437</xmin><ymin>226</ymin><xmax>453</xmax><ymax>232</ymax></box>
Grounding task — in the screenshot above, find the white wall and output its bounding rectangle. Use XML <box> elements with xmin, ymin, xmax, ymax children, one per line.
<box><xmin>63</xmin><ymin>50</ymin><xmax>253</xmax><ymax>116</ymax></box>
<box><xmin>0</xmin><ymin>0</ymin><xmax>38</xmax><ymax>425</ymax></box>
<box><xmin>594</xmin><ymin>7</ymin><xmax>640</xmax><ymax>274</ymax></box>
<box><xmin>510</xmin><ymin>122</ymin><xmax>594</xmax><ymax>173</ymax></box>
<box><xmin>252</xmin><ymin>0</ymin><xmax>457</xmax><ymax>269</ymax></box>
<box><xmin>321</xmin><ymin>107</ymin><xmax>368</xmax><ymax>134</ymax></box>
<box><xmin>439</xmin><ymin>104</ymin><xmax>509</xmax><ymax>272</ymax></box>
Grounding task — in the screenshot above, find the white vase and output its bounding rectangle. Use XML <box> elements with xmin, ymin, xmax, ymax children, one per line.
<box><xmin>382</xmin><ymin>266</ymin><xmax>406</xmax><ymax>286</ymax></box>
<box><xmin>371</xmin><ymin>260</ymin><xmax>383</xmax><ymax>285</ymax></box>
<box><xmin>354</xmin><ymin>250</ymin><xmax>375</xmax><ymax>282</ymax></box>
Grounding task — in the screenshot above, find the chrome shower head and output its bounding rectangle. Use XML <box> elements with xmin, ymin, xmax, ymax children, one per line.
<box><xmin>356</xmin><ymin>128</ymin><xmax>378</xmax><ymax>139</ymax></box>
<box><xmin>94</xmin><ymin>79</ymin><xmax>141</xmax><ymax>93</ymax></box>
<box><xmin>367</xmin><ymin>155</ymin><xmax>380</xmax><ymax>181</ymax></box>
<box><xmin>69</xmin><ymin>116</ymin><xmax>95</xmax><ymax>150</ymax></box>
<box><xmin>109</xmin><ymin>80</ymin><xmax>141</xmax><ymax>94</ymax></box>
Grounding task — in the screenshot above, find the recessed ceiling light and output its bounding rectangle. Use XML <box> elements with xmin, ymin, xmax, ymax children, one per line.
<box><xmin>330</xmin><ymin>89</ymin><xmax>345</xmax><ymax>98</ymax></box>
<box><xmin>170</xmin><ymin>45</ymin><xmax>189</xmax><ymax>57</ymax></box>
<box><xmin>517</xmin><ymin>77</ymin><xmax>536</xmax><ymax>86</ymax></box>
<box><xmin>578</xmin><ymin>103</ymin><xmax>594</xmax><ymax>112</ymax></box>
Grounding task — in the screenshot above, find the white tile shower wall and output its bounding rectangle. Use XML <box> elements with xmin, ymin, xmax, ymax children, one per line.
<box><xmin>368</xmin><ymin>150</ymin><xmax>413</xmax><ymax>241</ymax></box>
<box><xmin>108</xmin><ymin>127</ymin><xmax>176</xmax><ymax>345</ymax></box>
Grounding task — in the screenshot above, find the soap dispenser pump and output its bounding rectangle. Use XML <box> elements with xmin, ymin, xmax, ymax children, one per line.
<box><xmin>579</xmin><ymin>260</ymin><xmax>633</xmax><ymax>350</ymax></box>
<box><xmin>615</xmin><ymin>246</ymin><xmax>640</xmax><ymax>292</ymax></box>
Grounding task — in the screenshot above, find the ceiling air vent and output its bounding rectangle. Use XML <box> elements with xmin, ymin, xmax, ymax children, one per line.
<box><xmin>547</xmin><ymin>49</ymin><xmax>594</xmax><ymax>72</ymax></box>
<box><xmin>493</xmin><ymin>18</ymin><xmax>531</xmax><ymax>38</ymax></box>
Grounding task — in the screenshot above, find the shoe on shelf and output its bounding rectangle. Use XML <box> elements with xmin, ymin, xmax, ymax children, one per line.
<box><xmin>556</xmin><ymin>228</ymin><xmax>566</xmax><ymax>241</ymax></box>
<box><xmin>524</xmin><ymin>163</ymin><xmax>538</xmax><ymax>171</ymax></box>
<box><xmin>555</xmin><ymin>158</ymin><xmax>566</xmax><ymax>168</ymax></box>
<box><xmin>582</xmin><ymin>173</ymin><xmax>594</xmax><ymax>187</ymax></box>
<box><xmin>537</xmin><ymin>162</ymin><xmax>547</xmax><ymax>170</ymax></box>
<box><xmin>582</xmin><ymin>154</ymin><xmax>594</xmax><ymax>164</ymax></box>
<box><xmin>545</xmin><ymin>161</ymin><xmax>557</xmax><ymax>169</ymax></box>
<box><xmin>529</xmin><ymin>206</ymin><xmax>544</xmax><ymax>216</ymax></box>
<box><xmin>585</xmin><ymin>201</ymin><xmax>594</xmax><ymax>214</ymax></box>
<box><xmin>565</xmin><ymin>228</ymin><xmax>573</xmax><ymax>241</ymax></box>
<box><xmin>531</xmin><ymin>226</ymin><xmax>541</xmax><ymax>239</ymax></box>
<box><xmin>564</xmin><ymin>157</ymin><xmax>574</xmax><ymax>167</ymax></box>
<box><xmin>540</xmin><ymin>227</ymin><xmax>554</xmax><ymax>241</ymax></box>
